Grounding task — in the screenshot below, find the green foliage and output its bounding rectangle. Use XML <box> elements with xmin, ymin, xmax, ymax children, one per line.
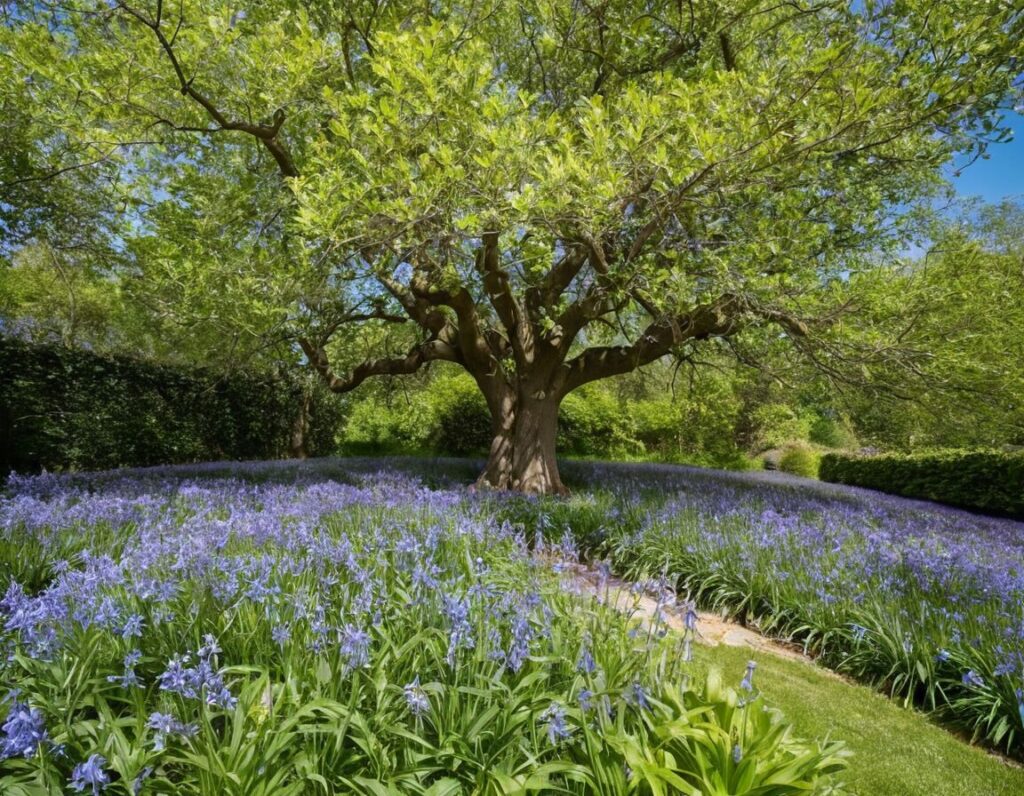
<box><xmin>560</xmin><ymin>387</ymin><xmax>642</xmax><ymax>459</ymax></box>
<box><xmin>750</xmin><ymin>404</ymin><xmax>814</xmax><ymax>451</ymax></box>
<box><xmin>340</xmin><ymin>396</ymin><xmax>434</xmax><ymax>455</ymax></box>
<box><xmin>0</xmin><ymin>338</ymin><xmax>341</xmax><ymax>474</ymax></box>
<box><xmin>431</xmin><ymin>374</ymin><xmax>492</xmax><ymax>455</ymax></box>
<box><xmin>819</xmin><ymin>450</ymin><xmax>1024</xmax><ymax>518</ymax></box>
<box><xmin>809</xmin><ymin>415</ymin><xmax>859</xmax><ymax>450</ymax></box>
<box><xmin>2</xmin><ymin>0</ymin><xmax>1020</xmax><ymax>482</ymax></box>
<box><xmin>777</xmin><ymin>446</ymin><xmax>821</xmax><ymax>479</ymax></box>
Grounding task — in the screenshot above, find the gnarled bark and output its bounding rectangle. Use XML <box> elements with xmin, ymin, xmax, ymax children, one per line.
<box><xmin>476</xmin><ymin>393</ymin><xmax>566</xmax><ymax>495</ymax></box>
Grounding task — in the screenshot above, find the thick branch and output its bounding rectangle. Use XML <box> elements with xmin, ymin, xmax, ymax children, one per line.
<box><xmin>119</xmin><ymin>3</ymin><xmax>299</xmax><ymax>178</ymax></box>
<box><xmin>298</xmin><ymin>336</ymin><xmax>460</xmax><ymax>394</ymax></box>
<box><xmin>560</xmin><ymin>294</ymin><xmax>746</xmax><ymax>394</ymax></box>
<box><xmin>475</xmin><ymin>231</ymin><xmax>532</xmax><ymax>363</ymax></box>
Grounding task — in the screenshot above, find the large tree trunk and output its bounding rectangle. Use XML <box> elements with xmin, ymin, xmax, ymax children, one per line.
<box><xmin>476</xmin><ymin>393</ymin><xmax>566</xmax><ymax>495</ymax></box>
<box><xmin>288</xmin><ymin>389</ymin><xmax>311</xmax><ymax>459</ymax></box>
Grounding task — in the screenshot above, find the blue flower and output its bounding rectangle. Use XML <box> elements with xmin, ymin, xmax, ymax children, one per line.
<box><xmin>540</xmin><ymin>701</ymin><xmax>572</xmax><ymax>744</ymax></box>
<box><xmin>740</xmin><ymin>660</ymin><xmax>757</xmax><ymax>692</ymax></box>
<box><xmin>962</xmin><ymin>670</ymin><xmax>985</xmax><ymax>688</ymax></box>
<box><xmin>120</xmin><ymin>614</ymin><xmax>144</xmax><ymax>639</ymax></box>
<box><xmin>577</xmin><ymin>689</ymin><xmax>594</xmax><ymax>711</ymax></box>
<box><xmin>732</xmin><ymin>743</ymin><xmax>742</xmax><ymax>763</ymax></box>
<box><xmin>339</xmin><ymin>624</ymin><xmax>371</xmax><ymax>670</ymax></box>
<box><xmin>624</xmin><ymin>681</ymin><xmax>650</xmax><ymax>711</ymax></box>
<box><xmin>70</xmin><ymin>753</ymin><xmax>110</xmax><ymax>794</ymax></box>
<box><xmin>271</xmin><ymin>624</ymin><xmax>291</xmax><ymax>648</ymax></box>
<box><xmin>1</xmin><ymin>700</ymin><xmax>49</xmax><ymax>759</ymax></box>
<box><xmin>577</xmin><ymin>644</ymin><xmax>596</xmax><ymax>674</ymax></box>
<box><xmin>403</xmin><ymin>677</ymin><xmax>429</xmax><ymax>717</ymax></box>
<box><xmin>146</xmin><ymin>711</ymin><xmax>197</xmax><ymax>750</ymax></box>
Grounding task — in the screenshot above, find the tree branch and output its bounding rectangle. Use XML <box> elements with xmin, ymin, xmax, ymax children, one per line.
<box><xmin>297</xmin><ymin>336</ymin><xmax>460</xmax><ymax>394</ymax></box>
<box><xmin>118</xmin><ymin>2</ymin><xmax>299</xmax><ymax>178</ymax></box>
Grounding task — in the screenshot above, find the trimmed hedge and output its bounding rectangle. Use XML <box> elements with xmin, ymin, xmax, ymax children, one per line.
<box><xmin>819</xmin><ymin>449</ymin><xmax>1024</xmax><ymax>518</ymax></box>
<box><xmin>0</xmin><ymin>337</ymin><xmax>343</xmax><ymax>474</ymax></box>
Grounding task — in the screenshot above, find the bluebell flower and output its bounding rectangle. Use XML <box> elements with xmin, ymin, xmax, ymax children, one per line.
<box><xmin>339</xmin><ymin>624</ymin><xmax>372</xmax><ymax>670</ymax></box>
<box><xmin>539</xmin><ymin>702</ymin><xmax>572</xmax><ymax>744</ymax></box>
<box><xmin>732</xmin><ymin>743</ymin><xmax>742</xmax><ymax>763</ymax></box>
<box><xmin>577</xmin><ymin>689</ymin><xmax>594</xmax><ymax>711</ymax></box>
<box><xmin>70</xmin><ymin>753</ymin><xmax>110</xmax><ymax>794</ymax></box>
<box><xmin>271</xmin><ymin>624</ymin><xmax>291</xmax><ymax>648</ymax></box>
<box><xmin>403</xmin><ymin>676</ymin><xmax>430</xmax><ymax>716</ymax></box>
<box><xmin>120</xmin><ymin>614</ymin><xmax>144</xmax><ymax>639</ymax></box>
<box><xmin>962</xmin><ymin>670</ymin><xmax>985</xmax><ymax>687</ymax></box>
<box><xmin>132</xmin><ymin>766</ymin><xmax>153</xmax><ymax>795</ymax></box>
<box><xmin>146</xmin><ymin>711</ymin><xmax>198</xmax><ymax>750</ymax></box>
<box><xmin>740</xmin><ymin>660</ymin><xmax>757</xmax><ymax>692</ymax></box>
<box><xmin>624</xmin><ymin>682</ymin><xmax>650</xmax><ymax>711</ymax></box>
<box><xmin>683</xmin><ymin>602</ymin><xmax>699</xmax><ymax>632</ymax></box>
<box><xmin>1</xmin><ymin>700</ymin><xmax>49</xmax><ymax>759</ymax></box>
<box><xmin>577</xmin><ymin>644</ymin><xmax>596</xmax><ymax>674</ymax></box>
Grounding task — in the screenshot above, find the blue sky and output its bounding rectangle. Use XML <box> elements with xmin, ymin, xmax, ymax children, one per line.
<box><xmin>947</xmin><ymin>113</ymin><xmax>1023</xmax><ymax>203</ymax></box>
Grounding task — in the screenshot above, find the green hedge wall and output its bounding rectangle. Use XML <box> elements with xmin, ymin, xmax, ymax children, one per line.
<box><xmin>0</xmin><ymin>337</ymin><xmax>342</xmax><ymax>474</ymax></box>
<box><xmin>819</xmin><ymin>450</ymin><xmax>1024</xmax><ymax>518</ymax></box>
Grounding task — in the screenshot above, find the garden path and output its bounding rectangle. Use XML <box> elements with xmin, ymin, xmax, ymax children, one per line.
<box><xmin>563</xmin><ymin>562</ymin><xmax>828</xmax><ymax>669</ymax></box>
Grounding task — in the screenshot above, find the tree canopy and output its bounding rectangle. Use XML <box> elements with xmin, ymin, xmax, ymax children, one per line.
<box><xmin>1</xmin><ymin>0</ymin><xmax>1021</xmax><ymax>491</ymax></box>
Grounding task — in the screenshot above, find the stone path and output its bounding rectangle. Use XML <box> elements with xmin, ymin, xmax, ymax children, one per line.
<box><xmin>563</xmin><ymin>561</ymin><xmax>824</xmax><ymax>667</ymax></box>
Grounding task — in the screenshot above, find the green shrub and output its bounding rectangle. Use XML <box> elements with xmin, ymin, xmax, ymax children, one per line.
<box><xmin>0</xmin><ymin>337</ymin><xmax>340</xmax><ymax>474</ymax></box>
<box><xmin>751</xmin><ymin>403</ymin><xmax>814</xmax><ymax>451</ymax></box>
<box><xmin>560</xmin><ymin>386</ymin><xmax>642</xmax><ymax>458</ymax></box>
<box><xmin>340</xmin><ymin>395</ymin><xmax>434</xmax><ymax>454</ymax></box>
<box><xmin>431</xmin><ymin>373</ymin><xmax>492</xmax><ymax>454</ymax></box>
<box><xmin>777</xmin><ymin>445</ymin><xmax>821</xmax><ymax>478</ymax></box>
<box><xmin>809</xmin><ymin>413</ymin><xmax>859</xmax><ymax>449</ymax></box>
<box><xmin>819</xmin><ymin>449</ymin><xmax>1024</xmax><ymax>518</ymax></box>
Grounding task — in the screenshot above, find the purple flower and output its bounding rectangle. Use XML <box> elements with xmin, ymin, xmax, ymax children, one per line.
<box><xmin>740</xmin><ymin>660</ymin><xmax>757</xmax><ymax>692</ymax></box>
<box><xmin>70</xmin><ymin>753</ymin><xmax>110</xmax><ymax>794</ymax></box>
<box><xmin>577</xmin><ymin>689</ymin><xmax>594</xmax><ymax>711</ymax></box>
<box><xmin>1</xmin><ymin>701</ymin><xmax>49</xmax><ymax>759</ymax></box>
<box><xmin>539</xmin><ymin>701</ymin><xmax>572</xmax><ymax>744</ymax></box>
<box><xmin>403</xmin><ymin>676</ymin><xmax>429</xmax><ymax>716</ymax></box>
<box><xmin>577</xmin><ymin>644</ymin><xmax>596</xmax><ymax>674</ymax></box>
<box><xmin>120</xmin><ymin>614</ymin><xmax>144</xmax><ymax>639</ymax></box>
<box><xmin>339</xmin><ymin>624</ymin><xmax>371</xmax><ymax>670</ymax></box>
<box><xmin>624</xmin><ymin>681</ymin><xmax>650</xmax><ymax>711</ymax></box>
<box><xmin>146</xmin><ymin>711</ymin><xmax>198</xmax><ymax>750</ymax></box>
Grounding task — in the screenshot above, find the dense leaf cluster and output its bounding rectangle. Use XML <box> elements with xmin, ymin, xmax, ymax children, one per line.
<box><xmin>0</xmin><ymin>338</ymin><xmax>341</xmax><ymax>474</ymax></box>
<box><xmin>819</xmin><ymin>450</ymin><xmax>1024</xmax><ymax>518</ymax></box>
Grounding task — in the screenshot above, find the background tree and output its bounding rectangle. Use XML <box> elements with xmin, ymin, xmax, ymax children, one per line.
<box><xmin>1</xmin><ymin>0</ymin><xmax>1020</xmax><ymax>492</ymax></box>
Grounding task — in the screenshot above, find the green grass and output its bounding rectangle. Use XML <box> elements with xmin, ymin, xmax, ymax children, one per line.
<box><xmin>693</xmin><ymin>643</ymin><xmax>1024</xmax><ymax>796</ymax></box>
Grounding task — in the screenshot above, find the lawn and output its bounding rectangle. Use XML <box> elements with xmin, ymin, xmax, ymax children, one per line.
<box><xmin>2</xmin><ymin>457</ymin><xmax>1023</xmax><ymax>794</ymax></box>
<box><xmin>695</xmin><ymin>644</ymin><xmax>1024</xmax><ymax>796</ymax></box>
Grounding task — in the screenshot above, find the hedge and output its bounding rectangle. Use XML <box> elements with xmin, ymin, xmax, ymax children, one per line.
<box><xmin>0</xmin><ymin>337</ymin><xmax>343</xmax><ymax>475</ymax></box>
<box><xmin>819</xmin><ymin>449</ymin><xmax>1024</xmax><ymax>518</ymax></box>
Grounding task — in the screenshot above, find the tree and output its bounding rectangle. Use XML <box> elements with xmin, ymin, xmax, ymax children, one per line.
<box><xmin>1</xmin><ymin>1</ymin><xmax>1020</xmax><ymax>492</ymax></box>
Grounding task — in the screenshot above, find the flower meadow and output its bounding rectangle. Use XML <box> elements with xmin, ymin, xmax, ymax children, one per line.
<box><xmin>529</xmin><ymin>462</ymin><xmax>1024</xmax><ymax>755</ymax></box>
<box><xmin>0</xmin><ymin>460</ymin><xmax>847</xmax><ymax>795</ymax></box>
